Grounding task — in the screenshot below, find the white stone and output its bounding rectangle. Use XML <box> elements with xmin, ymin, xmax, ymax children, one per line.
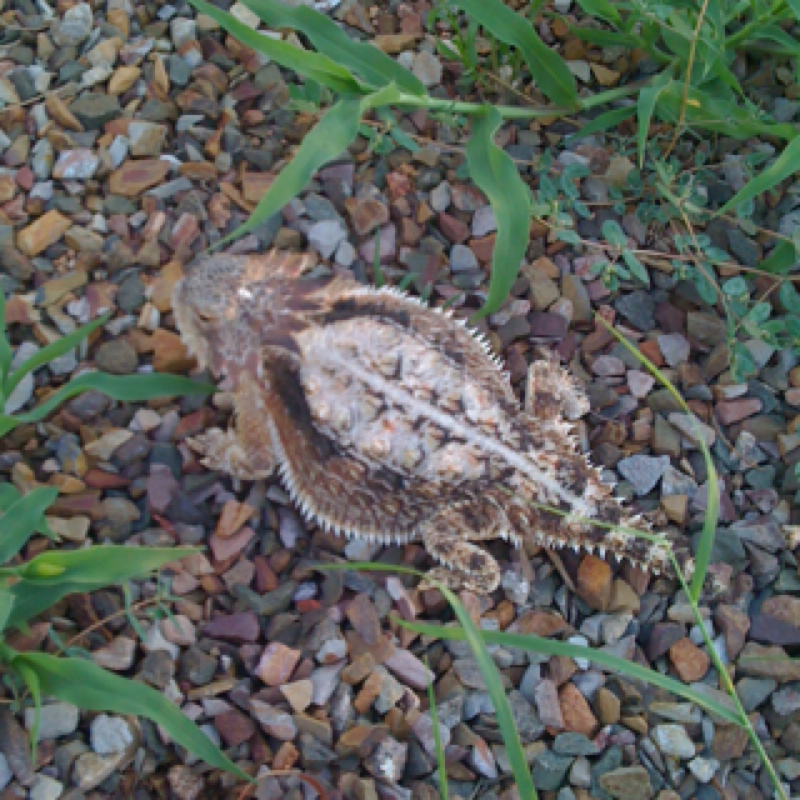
<box><xmin>90</xmin><ymin>714</ymin><xmax>135</xmax><ymax>755</ymax></box>
<box><xmin>29</xmin><ymin>774</ymin><xmax>64</xmax><ymax>800</ymax></box>
<box><xmin>653</xmin><ymin>723</ymin><xmax>696</xmax><ymax>759</ymax></box>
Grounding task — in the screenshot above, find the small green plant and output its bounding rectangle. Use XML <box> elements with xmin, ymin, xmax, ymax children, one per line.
<box><xmin>0</xmin><ymin>293</ymin><xmax>213</xmax><ymax>439</ymax></box>
<box><xmin>0</xmin><ymin>486</ymin><xmax>249</xmax><ymax>781</ymax></box>
<box><xmin>0</xmin><ymin>294</ymin><xmax>249</xmax><ymax>780</ymax></box>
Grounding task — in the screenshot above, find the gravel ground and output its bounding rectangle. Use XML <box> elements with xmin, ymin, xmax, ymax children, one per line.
<box><xmin>1</xmin><ymin>1</ymin><xmax>800</xmax><ymax>799</ymax></box>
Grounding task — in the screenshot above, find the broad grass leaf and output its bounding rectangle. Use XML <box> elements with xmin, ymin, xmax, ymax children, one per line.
<box><xmin>451</xmin><ymin>0</ymin><xmax>577</xmax><ymax>108</ymax></box>
<box><xmin>0</xmin><ymin>589</ymin><xmax>13</xmax><ymax>633</ymax></box>
<box><xmin>0</xmin><ymin>487</ymin><xmax>59</xmax><ymax>565</ymax></box>
<box><xmin>241</xmin><ymin>0</ymin><xmax>425</xmax><ymax>95</ymax></box>
<box><xmin>0</xmin><ymin>484</ymin><xmax>51</xmax><ymax>538</ymax></box>
<box><xmin>397</xmin><ymin>621</ymin><xmax>744</xmax><ymax>726</ymax></box>
<box><xmin>656</xmin><ymin>83</ymin><xmax>795</xmax><ymax>140</ymax></box>
<box><xmin>188</xmin><ymin>0</ymin><xmax>362</xmax><ymax>93</ymax></box>
<box><xmin>569</xmin><ymin>27</ymin><xmax>640</xmax><ymax>48</ymax></box>
<box><xmin>759</xmin><ymin>241</ymin><xmax>798</xmax><ymax>275</ymax></box>
<box><xmin>574</xmin><ymin>0</ymin><xmax>620</xmax><ymax>25</ymax></box>
<box><xmin>7</xmin><ymin>546</ymin><xmax>196</xmax><ymax>630</ymax></box>
<box><xmin>4</xmin><ymin>313</ymin><xmax>109</xmax><ymax>400</ymax></box>
<box><xmin>466</xmin><ymin>107</ymin><xmax>533</xmax><ymax>318</ymax></box>
<box><xmin>637</xmin><ymin>76</ymin><xmax>670</xmax><ymax>167</ymax></box>
<box><xmin>8</xmin><ymin>652</ymin><xmax>249</xmax><ymax>780</ymax></box>
<box><xmin>319</xmin><ymin>562</ymin><xmax>538</xmax><ymax>799</ymax></box>
<box><xmin>720</xmin><ymin>136</ymin><xmax>800</xmax><ymax>214</ymax></box>
<box><xmin>216</xmin><ymin>94</ymin><xmax>363</xmax><ymax>246</ymax></box>
<box><xmin>15</xmin><ymin>660</ymin><xmax>41</xmax><ymax>752</ymax></box>
<box><xmin>4</xmin><ymin>373</ymin><xmax>214</xmax><ymax>435</ymax></box>
<box><xmin>566</xmin><ymin>107</ymin><xmax>635</xmax><ymax>143</ymax></box>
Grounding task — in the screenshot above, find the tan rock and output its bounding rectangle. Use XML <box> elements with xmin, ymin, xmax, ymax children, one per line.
<box><xmin>256</xmin><ymin>643</ymin><xmax>301</xmax><ymax>687</ymax></box>
<box><xmin>372</xmin><ymin>33</ymin><xmax>418</xmax><ymax>53</ymax></box>
<box><xmin>215</xmin><ymin>500</ymin><xmax>255</xmax><ymax>539</ymax></box>
<box><xmin>150</xmin><ymin>328</ymin><xmax>195</xmax><ymax>373</ymax></box>
<box><xmin>108</xmin><ymin>65</ymin><xmax>140</xmax><ymax>95</ymax></box>
<box><xmin>576</xmin><ymin>554</ymin><xmax>612</xmax><ymax>611</ymax></box>
<box><xmin>279</xmin><ymin>679</ymin><xmax>313</xmax><ymax>713</ymax></box>
<box><xmin>242</xmin><ymin>172</ymin><xmax>275</xmax><ymax>205</ymax></box>
<box><xmin>45</xmin><ymin>93</ymin><xmax>84</xmax><ymax>132</ymax></box>
<box><xmin>150</xmin><ymin>260</ymin><xmax>184</xmax><ymax>312</ymax></box>
<box><xmin>595</xmin><ymin>686</ymin><xmax>621</xmax><ymax>725</ymax></box>
<box><xmin>0</xmin><ymin>173</ymin><xmax>17</xmax><ymax>203</ymax></box>
<box><xmin>17</xmin><ymin>210</ymin><xmax>72</xmax><ymax>256</ymax></box>
<box><xmin>107</xmin><ymin>9</ymin><xmax>130</xmax><ymax>39</ymax></box>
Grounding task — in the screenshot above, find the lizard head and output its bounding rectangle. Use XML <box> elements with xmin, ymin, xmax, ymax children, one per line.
<box><xmin>173</xmin><ymin>250</ymin><xmax>316</xmax><ymax>385</ymax></box>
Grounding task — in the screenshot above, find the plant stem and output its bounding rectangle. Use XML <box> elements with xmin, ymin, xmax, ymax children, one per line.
<box><xmin>388</xmin><ymin>82</ymin><xmax>645</xmax><ymax>120</ymax></box>
<box><xmin>727</xmin><ymin>0</ymin><xmax>788</xmax><ymax>47</ymax></box>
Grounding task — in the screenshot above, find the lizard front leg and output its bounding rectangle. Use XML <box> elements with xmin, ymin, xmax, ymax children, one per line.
<box><xmin>188</xmin><ymin>373</ymin><xmax>277</xmax><ymax>480</ymax></box>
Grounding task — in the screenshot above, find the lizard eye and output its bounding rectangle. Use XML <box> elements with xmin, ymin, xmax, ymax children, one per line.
<box><xmin>196</xmin><ymin>310</ymin><xmax>217</xmax><ymax>322</ymax></box>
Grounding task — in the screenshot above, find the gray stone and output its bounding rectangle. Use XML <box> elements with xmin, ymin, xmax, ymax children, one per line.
<box><xmin>29</xmin><ymin>775</ymin><xmax>64</xmax><ymax>800</ymax></box>
<box><xmin>94</xmin><ymin>339</ymin><xmax>138</xmax><ymax>375</ymax></box>
<box><xmin>0</xmin><ymin>753</ymin><xmax>11</xmax><ymax>791</ymax></box>
<box><xmin>615</xmin><ymin>290</ymin><xmax>655</xmax><ymax>331</ymax></box>
<box><xmin>450</xmin><ymin>244</ymin><xmax>479</xmax><ymax>273</ymax></box>
<box><xmin>308</xmin><ymin>219</ymin><xmax>347</xmax><ymax>259</ymax></box>
<box><xmin>598</xmin><ymin>766</ymin><xmax>653</xmax><ymax>800</ymax></box>
<box><xmin>472</xmin><ymin>206</ymin><xmax>497</xmax><ymax>237</ymax></box>
<box><xmin>617</xmin><ymin>454</ymin><xmax>670</xmax><ymax>496</ymax></box>
<box><xmin>25</xmin><ymin>703</ymin><xmax>79</xmax><ymax>741</ymax></box>
<box><xmin>69</xmin><ymin>94</ymin><xmax>121</xmax><ymax>130</ymax></box>
<box><xmin>532</xmin><ymin>750</ymin><xmax>573</xmax><ymax>791</ymax></box>
<box><xmin>54</xmin><ymin>3</ymin><xmax>93</xmax><ymax>46</ymax></box>
<box><xmin>657</xmin><ymin>333</ymin><xmax>690</xmax><ymax>366</ymax></box>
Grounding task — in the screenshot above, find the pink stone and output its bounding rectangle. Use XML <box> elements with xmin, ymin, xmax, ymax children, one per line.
<box><xmin>208</xmin><ymin>525</ymin><xmax>255</xmax><ymax>562</ymax></box>
<box><xmin>256</xmin><ymin>643</ymin><xmax>301</xmax><ymax>687</ymax></box>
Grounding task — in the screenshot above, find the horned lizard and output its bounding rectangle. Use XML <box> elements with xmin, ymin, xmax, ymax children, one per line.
<box><xmin>173</xmin><ymin>249</ymin><xmax>688</xmax><ymax>594</ymax></box>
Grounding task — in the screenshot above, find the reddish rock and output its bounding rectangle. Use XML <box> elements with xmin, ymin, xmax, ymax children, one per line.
<box><xmin>108</xmin><ymin>159</ymin><xmax>170</xmax><ymax>196</ymax></box>
<box><xmin>346</xmin><ymin>197</ymin><xmax>390</xmax><ymax>236</ymax></box>
<box><xmin>438</xmin><ymin>211</ymin><xmax>470</xmax><ymax>243</ymax></box>
<box><xmin>714</xmin><ymin>605</ymin><xmax>750</xmax><ymax>658</ymax></box>
<box><xmin>559</xmin><ymin>683</ymin><xmax>599</xmax><ymax>737</ymax></box>
<box><xmin>214</xmin><ymin>710</ymin><xmax>255</xmax><ymax>747</ymax></box>
<box><xmin>204</xmin><ymin>612</ymin><xmax>260</xmax><ymax>644</ymax></box>
<box><xmin>668</xmin><ymin>637</ymin><xmax>710</xmax><ymax>682</ymax></box>
<box><xmin>716</xmin><ymin>398</ymin><xmax>762</xmax><ymax>425</ymax></box>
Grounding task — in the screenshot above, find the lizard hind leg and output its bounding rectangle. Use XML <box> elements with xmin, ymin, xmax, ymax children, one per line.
<box><xmin>418</xmin><ymin>503</ymin><xmax>515</xmax><ymax>594</ymax></box>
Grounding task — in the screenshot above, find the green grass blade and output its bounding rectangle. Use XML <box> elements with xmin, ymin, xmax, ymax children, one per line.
<box><xmin>8</xmin><ymin>372</ymin><xmax>215</xmax><ymax>429</ymax></box>
<box><xmin>0</xmin><ymin>590</ymin><xmax>14</xmax><ymax>634</ymax></box>
<box><xmin>4</xmin><ymin>313</ymin><xmax>110</xmax><ymax>400</ymax></box>
<box><xmin>719</xmin><ymin>135</ymin><xmax>800</xmax><ymax>214</ymax></box>
<box><xmin>215</xmin><ymin>94</ymin><xmax>363</xmax><ymax>246</ymax></box>
<box><xmin>0</xmin><ymin>291</ymin><xmax>12</xmax><ymax>386</ymax></box>
<box><xmin>758</xmin><ymin>241</ymin><xmax>798</xmax><ymax>275</ymax></box>
<box><xmin>0</xmin><ymin>484</ymin><xmax>51</xmax><ymax>538</ymax></box>
<box><xmin>596</xmin><ymin>317</ymin><xmax>718</xmax><ymax>602</ymax></box>
<box><xmin>241</xmin><ymin>0</ymin><xmax>425</xmax><ymax>95</ymax></box>
<box><xmin>566</xmin><ymin>107</ymin><xmax>635</xmax><ymax>143</ymax></box>
<box><xmin>636</xmin><ymin>76</ymin><xmax>670</xmax><ymax>167</ymax></box>
<box><xmin>9</xmin><ymin>652</ymin><xmax>250</xmax><ymax>780</ymax></box>
<box><xmin>320</xmin><ymin>562</ymin><xmax>537</xmax><ymax>799</ymax></box>
<box><xmin>574</xmin><ymin>0</ymin><xmax>621</xmax><ymax>25</ymax></box>
<box><xmin>398</xmin><ymin>621</ymin><xmax>744</xmax><ymax>727</ymax></box>
<box><xmin>188</xmin><ymin>0</ymin><xmax>363</xmax><ymax>94</ymax></box>
<box><xmin>8</xmin><ymin>546</ymin><xmax>197</xmax><ymax>630</ymax></box>
<box><xmin>451</xmin><ymin>0</ymin><xmax>577</xmax><ymax>108</ymax></box>
<box><xmin>0</xmin><ymin>487</ymin><xmax>59</xmax><ymax>564</ymax></box>
<box><xmin>15</xmin><ymin>659</ymin><xmax>41</xmax><ymax>754</ymax></box>
<box><xmin>466</xmin><ymin>107</ymin><xmax>533</xmax><ymax>318</ymax></box>
<box><xmin>424</xmin><ymin>656</ymin><xmax>449</xmax><ymax>800</ymax></box>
